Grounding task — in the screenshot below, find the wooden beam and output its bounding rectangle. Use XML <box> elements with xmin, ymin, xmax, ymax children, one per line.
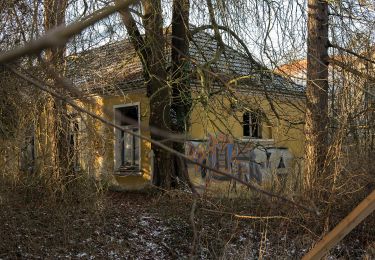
<box><xmin>303</xmin><ymin>190</ymin><xmax>375</xmax><ymax>260</ymax></box>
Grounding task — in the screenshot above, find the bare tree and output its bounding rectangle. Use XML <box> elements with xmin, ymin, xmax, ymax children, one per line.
<box><xmin>304</xmin><ymin>0</ymin><xmax>329</xmax><ymax>191</ymax></box>
<box><xmin>116</xmin><ymin>0</ymin><xmax>191</xmax><ymax>188</ymax></box>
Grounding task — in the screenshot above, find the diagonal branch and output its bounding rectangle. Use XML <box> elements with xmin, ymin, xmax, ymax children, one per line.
<box><xmin>0</xmin><ymin>0</ymin><xmax>138</xmax><ymax>64</ymax></box>
<box><xmin>190</xmin><ymin>24</ymin><xmax>266</xmax><ymax>71</ymax></box>
<box><xmin>329</xmin><ymin>58</ymin><xmax>375</xmax><ymax>83</ymax></box>
<box><xmin>204</xmin><ymin>0</ymin><xmax>225</xmax><ymax>66</ymax></box>
<box><xmin>329</xmin><ymin>42</ymin><xmax>375</xmax><ymax>65</ymax></box>
<box><xmin>115</xmin><ymin>0</ymin><xmax>149</xmax><ymax>70</ymax></box>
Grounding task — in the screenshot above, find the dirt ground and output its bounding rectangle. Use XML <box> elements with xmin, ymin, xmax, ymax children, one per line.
<box><xmin>0</xmin><ymin>187</ymin><xmax>374</xmax><ymax>259</ymax></box>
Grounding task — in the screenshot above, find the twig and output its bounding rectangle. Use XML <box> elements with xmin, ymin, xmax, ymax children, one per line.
<box><xmin>234</xmin><ymin>215</ymin><xmax>288</xmax><ymax>220</ymax></box>
<box><xmin>201</xmin><ymin>208</ymin><xmax>319</xmax><ymax>238</ymax></box>
<box><xmin>201</xmin><ymin>208</ymin><xmax>286</xmax><ymax>220</ymax></box>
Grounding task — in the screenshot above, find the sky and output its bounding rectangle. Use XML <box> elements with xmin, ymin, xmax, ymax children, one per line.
<box><xmin>65</xmin><ymin>0</ymin><xmax>375</xmax><ymax>68</ymax></box>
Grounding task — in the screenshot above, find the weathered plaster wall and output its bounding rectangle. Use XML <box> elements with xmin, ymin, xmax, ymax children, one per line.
<box><xmin>78</xmin><ymin>92</ymin><xmax>152</xmax><ymax>190</ymax></box>
<box><xmin>103</xmin><ymin>92</ymin><xmax>152</xmax><ymax>189</ymax></box>
<box><xmin>84</xmin><ymin>90</ymin><xmax>305</xmax><ymax>190</ymax></box>
<box><xmin>189</xmin><ymin>92</ymin><xmax>305</xmax><ymax>158</ymax></box>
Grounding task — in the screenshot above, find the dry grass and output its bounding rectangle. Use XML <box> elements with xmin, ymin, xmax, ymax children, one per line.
<box><xmin>0</xmin><ymin>139</ymin><xmax>374</xmax><ymax>259</ymax></box>
<box><xmin>0</xmin><ymin>177</ymin><xmax>374</xmax><ymax>259</ymax></box>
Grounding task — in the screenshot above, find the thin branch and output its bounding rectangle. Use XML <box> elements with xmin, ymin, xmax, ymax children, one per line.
<box><xmin>329</xmin><ymin>42</ymin><xmax>375</xmax><ymax>65</ymax></box>
<box><xmin>115</xmin><ymin>0</ymin><xmax>149</xmax><ymax>70</ymax></box>
<box><xmin>205</xmin><ymin>0</ymin><xmax>225</xmax><ymax>66</ymax></box>
<box><xmin>0</xmin><ymin>0</ymin><xmax>138</xmax><ymax>64</ymax></box>
<box><xmin>191</xmin><ymin>24</ymin><xmax>260</xmax><ymax>69</ymax></box>
<box><xmin>329</xmin><ymin>58</ymin><xmax>375</xmax><ymax>83</ymax></box>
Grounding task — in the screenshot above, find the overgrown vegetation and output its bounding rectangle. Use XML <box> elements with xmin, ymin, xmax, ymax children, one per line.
<box><xmin>0</xmin><ymin>186</ymin><xmax>374</xmax><ymax>259</ymax></box>
<box><xmin>1</xmin><ymin>0</ymin><xmax>375</xmax><ymax>258</ymax></box>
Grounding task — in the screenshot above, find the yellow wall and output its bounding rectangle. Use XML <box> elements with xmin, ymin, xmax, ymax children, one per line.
<box><xmin>84</xmin><ymin>90</ymin><xmax>305</xmax><ymax>190</ymax></box>
<box><xmin>189</xmin><ymin>92</ymin><xmax>305</xmax><ymax>158</ymax></box>
<box><xmin>80</xmin><ymin>92</ymin><xmax>152</xmax><ymax>190</ymax></box>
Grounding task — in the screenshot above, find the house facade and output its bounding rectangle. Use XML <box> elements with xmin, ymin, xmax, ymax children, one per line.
<box><xmin>67</xmin><ymin>30</ymin><xmax>306</xmax><ymax>190</ymax></box>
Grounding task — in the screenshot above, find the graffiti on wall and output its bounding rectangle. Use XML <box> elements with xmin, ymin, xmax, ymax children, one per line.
<box><xmin>186</xmin><ymin>133</ymin><xmax>293</xmax><ymax>184</ymax></box>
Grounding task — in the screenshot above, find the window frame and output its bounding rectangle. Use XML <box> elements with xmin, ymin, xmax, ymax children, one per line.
<box><xmin>113</xmin><ymin>103</ymin><xmax>141</xmax><ymax>171</ymax></box>
<box><xmin>243</xmin><ymin>111</ymin><xmax>262</xmax><ymax>138</ymax></box>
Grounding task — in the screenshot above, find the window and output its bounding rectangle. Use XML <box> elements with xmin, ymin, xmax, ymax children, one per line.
<box><xmin>114</xmin><ymin>105</ymin><xmax>140</xmax><ymax>171</ymax></box>
<box><xmin>243</xmin><ymin>111</ymin><xmax>261</xmax><ymax>138</ymax></box>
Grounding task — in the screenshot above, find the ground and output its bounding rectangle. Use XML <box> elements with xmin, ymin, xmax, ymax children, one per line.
<box><xmin>0</xmin><ymin>186</ymin><xmax>374</xmax><ymax>259</ymax></box>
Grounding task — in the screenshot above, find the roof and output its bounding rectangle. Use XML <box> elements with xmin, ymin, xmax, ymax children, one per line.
<box><xmin>275</xmin><ymin>59</ymin><xmax>307</xmax><ymax>87</ymax></box>
<box><xmin>66</xmin><ymin>30</ymin><xmax>304</xmax><ymax>97</ymax></box>
<box><xmin>276</xmin><ymin>59</ymin><xmax>307</xmax><ymax>78</ymax></box>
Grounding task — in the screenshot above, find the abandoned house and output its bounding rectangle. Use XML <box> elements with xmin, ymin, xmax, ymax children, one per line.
<box><xmin>64</xmin><ymin>29</ymin><xmax>306</xmax><ymax>189</ymax></box>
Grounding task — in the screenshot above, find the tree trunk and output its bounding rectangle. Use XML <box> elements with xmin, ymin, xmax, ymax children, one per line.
<box><xmin>142</xmin><ymin>0</ymin><xmax>176</xmax><ymax>188</ymax></box>
<box><xmin>170</xmin><ymin>0</ymin><xmax>191</xmax><ymax>186</ymax></box>
<box><xmin>304</xmin><ymin>0</ymin><xmax>329</xmax><ymax>191</ymax></box>
<box><xmin>118</xmin><ymin>0</ymin><xmax>192</xmax><ymax>189</ymax></box>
